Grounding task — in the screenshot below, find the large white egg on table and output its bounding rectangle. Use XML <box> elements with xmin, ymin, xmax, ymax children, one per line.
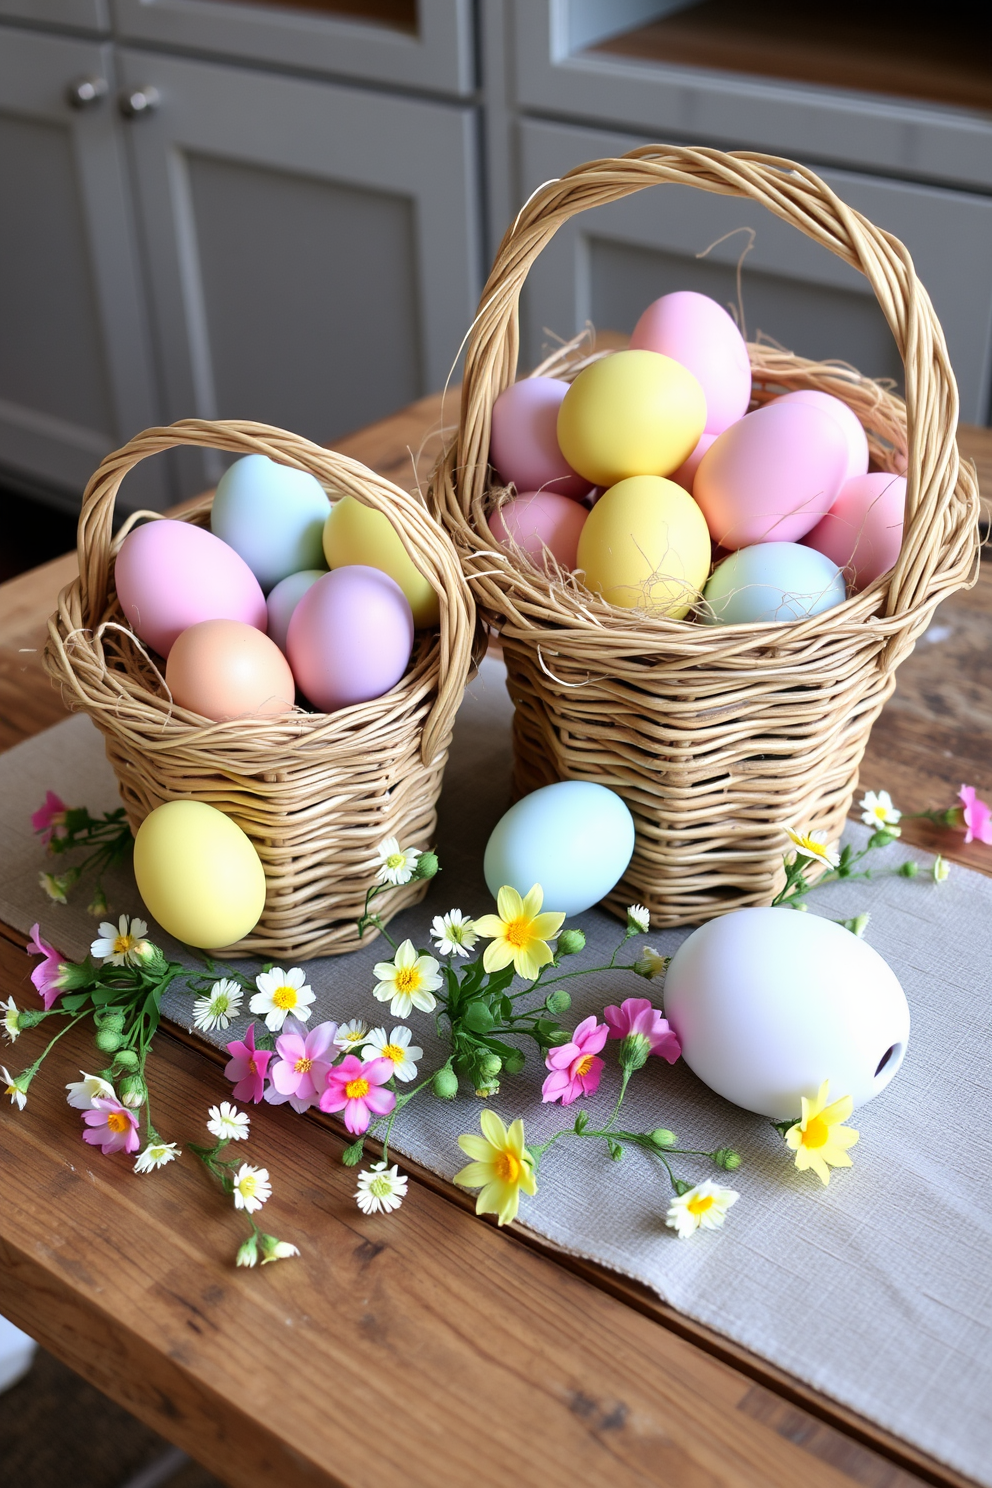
<box><xmin>484</xmin><ymin>781</ymin><xmax>635</xmax><ymax>917</ymax></box>
<box><xmin>663</xmin><ymin>908</ymin><xmax>910</xmax><ymax>1118</ymax></box>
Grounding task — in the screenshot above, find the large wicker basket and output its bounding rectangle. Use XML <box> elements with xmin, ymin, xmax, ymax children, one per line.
<box><xmin>45</xmin><ymin>419</ymin><xmax>477</xmax><ymax>958</ymax></box>
<box><xmin>431</xmin><ymin>146</ymin><xmax>981</xmax><ymax>928</ymax></box>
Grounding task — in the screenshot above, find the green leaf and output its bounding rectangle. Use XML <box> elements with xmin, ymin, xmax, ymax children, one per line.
<box><xmin>59</xmin><ymin>994</ymin><xmax>91</xmax><ymax>1013</ymax></box>
<box><xmin>463</xmin><ymin>1001</ymin><xmax>494</xmax><ymax>1034</ymax></box>
<box><xmin>607</xmin><ymin>1139</ymin><xmax>624</xmax><ymax>1162</ymax></box>
<box><xmin>500</xmin><ymin>995</ymin><xmax>513</xmax><ymax>1020</ymax></box>
<box><xmin>573</xmin><ymin>1110</ymin><xmax>589</xmax><ymax>1134</ymax></box>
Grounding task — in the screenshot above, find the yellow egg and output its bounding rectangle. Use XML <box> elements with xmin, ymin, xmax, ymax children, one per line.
<box><xmin>557</xmin><ymin>349</ymin><xmax>706</xmax><ymax>487</ymax></box>
<box><xmin>576</xmin><ymin>476</ymin><xmax>711</xmax><ymax>618</ymax></box>
<box><xmin>133</xmin><ymin>800</ymin><xmax>266</xmax><ymax>948</ymax></box>
<box><xmin>322</xmin><ymin>496</ymin><xmax>440</xmax><ymax>628</ymax></box>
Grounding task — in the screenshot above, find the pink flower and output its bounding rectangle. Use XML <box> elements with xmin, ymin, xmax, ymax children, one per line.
<box><xmin>27</xmin><ymin>923</ymin><xmax>63</xmax><ymax>1011</ymax></box>
<box><xmin>319</xmin><ymin>1054</ymin><xmax>395</xmax><ymax>1135</ymax></box>
<box><xmin>224</xmin><ymin>1023</ymin><xmax>272</xmax><ymax>1104</ymax></box>
<box><xmin>603</xmin><ymin>997</ymin><xmax>681</xmax><ymax>1064</ymax></box>
<box><xmin>542</xmin><ymin>1015</ymin><xmax>608</xmax><ymax>1105</ymax></box>
<box><xmin>270</xmin><ymin>1021</ymin><xmax>338</xmax><ymax>1104</ymax></box>
<box><xmin>31</xmin><ymin>791</ymin><xmax>68</xmax><ymax>845</ymax></box>
<box><xmin>81</xmin><ymin>1095</ymin><xmax>140</xmax><ymax>1154</ymax></box>
<box><xmin>959</xmin><ymin>785</ymin><xmax>992</xmax><ymax>846</ymax></box>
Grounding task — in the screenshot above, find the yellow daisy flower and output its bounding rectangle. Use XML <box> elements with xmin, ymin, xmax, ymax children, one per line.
<box><xmin>785</xmin><ymin>1079</ymin><xmax>859</xmax><ymax>1185</ymax></box>
<box><xmin>474</xmin><ymin>885</ymin><xmax>565</xmax><ymax>981</ymax></box>
<box><xmin>785</xmin><ymin>827</ymin><xmax>840</xmax><ymax>869</ymax></box>
<box><xmin>454</xmin><ymin>1109</ymin><xmax>537</xmax><ymax>1226</ymax></box>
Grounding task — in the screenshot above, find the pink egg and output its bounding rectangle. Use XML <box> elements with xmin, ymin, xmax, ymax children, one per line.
<box><xmin>286</xmin><ymin>566</ymin><xmax>414</xmax><ymax>714</ymax></box>
<box><xmin>669</xmin><ymin>431</ymin><xmax>718</xmax><ymax>494</ymax></box>
<box><xmin>803</xmin><ymin>472</ymin><xmax>907</xmax><ymax>591</ymax></box>
<box><xmin>775</xmin><ymin>389</ymin><xmax>869</xmax><ymax>482</ymax></box>
<box><xmin>694</xmin><ymin>402</ymin><xmax>849</xmax><ymax>549</ymax></box>
<box><xmin>114</xmin><ymin>519</ymin><xmax>267</xmax><ymax>658</ymax></box>
<box><xmin>488</xmin><ymin>491</ymin><xmax>587</xmax><ymax>571</ymax></box>
<box><xmin>490</xmin><ymin>378</ymin><xmax>592</xmax><ymax>500</ymax></box>
<box><xmin>630</xmin><ymin>291</ymin><xmax>751</xmax><ymax>434</ymax></box>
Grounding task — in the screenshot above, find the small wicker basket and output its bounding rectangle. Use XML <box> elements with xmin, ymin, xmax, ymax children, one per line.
<box><xmin>45</xmin><ymin>419</ymin><xmax>477</xmax><ymax>958</ymax></box>
<box><xmin>431</xmin><ymin>145</ymin><xmax>981</xmax><ymax>928</ymax></box>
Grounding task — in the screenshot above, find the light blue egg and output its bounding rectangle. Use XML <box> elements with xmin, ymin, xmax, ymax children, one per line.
<box><xmin>211</xmin><ymin>454</ymin><xmax>330</xmax><ymax>593</ymax></box>
<box><xmin>484</xmin><ymin>780</ymin><xmax>635</xmax><ymax>917</ymax></box>
<box><xmin>702</xmin><ymin>542</ymin><xmax>846</xmax><ymax>625</ymax></box>
<box><xmin>265</xmin><ymin>569</ymin><xmax>325</xmax><ymax>653</ymax></box>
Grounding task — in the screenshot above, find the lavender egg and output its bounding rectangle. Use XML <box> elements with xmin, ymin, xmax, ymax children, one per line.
<box><xmin>286</xmin><ymin>566</ymin><xmax>414</xmax><ymax>713</ymax></box>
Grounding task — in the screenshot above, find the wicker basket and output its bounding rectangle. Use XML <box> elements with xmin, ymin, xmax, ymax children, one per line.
<box><xmin>45</xmin><ymin>419</ymin><xmax>477</xmax><ymax>958</ymax></box>
<box><xmin>431</xmin><ymin>146</ymin><xmax>981</xmax><ymax>928</ymax></box>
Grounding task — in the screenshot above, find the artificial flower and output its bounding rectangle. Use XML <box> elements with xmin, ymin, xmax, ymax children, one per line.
<box><xmin>2</xmin><ymin>1066</ymin><xmax>28</xmax><ymax>1111</ymax></box>
<box><xmin>232</xmin><ymin>1163</ymin><xmax>271</xmax><ymax>1214</ymax></box>
<box><xmin>475</xmin><ymin>884</ymin><xmax>565</xmax><ymax>981</ymax></box>
<box><xmin>784</xmin><ymin>1079</ymin><xmax>859</xmax><ymax>1185</ymax></box>
<box><xmin>192</xmin><ymin>978</ymin><xmax>244</xmax><ymax>1032</ymax></box>
<box><xmin>632</xmin><ymin>947</ymin><xmax>668</xmax><ymax>981</ymax></box>
<box><xmin>785</xmin><ymin>827</ymin><xmax>840</xmax><ymax>869</ymax></box>
<box><xmin>90</xmin><ymin>915</ymin><xmax>149</xmax><ymax>968</ymax></box>
<box><xmin>260</xmin><ymin>1235</ymin><xmax>300</xmax><ymax>1264</ymax></box>
<box><xmin>859</xmin><ymin>790</ymin><xmax>902</xmax><ymax>832</ymax></box>
<box><xmin>2</xmin><ymin>999</ymin><xmax>19</xmax><ymax>1043</ymax></box>
<box><xmin>355</xmin><ymin>1162</ymin><xmax>409</xmax><ymax>1215</ymax></box>
<box><xmin>270</xmin><ymin>1021</ymin><xmax>338</xmax><ymax>1103</ymax></box>
<box><xmin>134</xmin><ymin>1141</ymin><xmax>180</xmax><ymax>1173</ymax></box>
<box><xmin>454</xmin><ymin>1109</ymin><xmax>537</xmax><ymax>1226</ymax></box>
<box><xmin>224</xmin><ymin>1024</ymin><xmax>272</xmax><ymax>1104</ymax></box>
<box><xmin>31</xmin><ymin>790</ymin><xmax>68</xmax><ymax>845</ymax></box>
<box><xmin>375</xmin><ymin>836</ymin><xmax>422</xmax><ymax>886</ymax></box>
<box><xmin>65</xmin><ymin>1071</ymin><xmax>116</xmax><ymax>1110</ymax></box>
<box><xmin>430</xmin><ymin>909</ymin><xmax>479</xmax><ymax>957</ymax></box>
<box><xmin>958</xmin><ymin>785</ymin><xmax>992</xmax><ymax>846</ymax></box>
<box><xmin>263</xmin><ymin>1085</ymin><xmax>317</xmax><ymax>1115</ymax></box>
<box><xmin>933</xmin><ymin>854</ymin><xmax>950</xmax><ymax>883</ymax></box>
<box><xmin>81</xmin><ymin>1095</ymin><xmax>140</xmax><ymax>1154</ymax></box>
<box><xmin>27</xmin><ymin>924</ymin><xmax>63</xmax><ymax>1010</ymax></box>
<box><xmin>603</xmin><ymin>997</ymin><xmax>681</xmax><ymax>1064</ymax></box>
<box><xmin>372</xmin><ymin>940</ymin><xmax>442</xmax><ymax>1018</ymax></box>
<box><xmin>361</xmin><ymin>1025</ymin><xmax>423</xmax><ymax>1083</ymax></box>
<box><xmin>334</xmin><ymin>1018</ymin><xmax>369</xmax><ymax>1052</ymax></box>
<box><xmin>249</xmin><ymin>967</ymin><xmax>315</xmax><ymax>1032</ymax></box>
<box><xmin>666</xmin><ymin>1182</ymin><xmax>739</xmax><ymax>1239</ymax></box>
<box><xmin>626</xmin><ymin>904</ymin><xmax>650</xmax><ymax>934</ymax></box>
<box><xmin>207</xmin><ymin>1101</ymin><xmax>250</xmax><ymax>1142</ymax></box>
<box><xmin>319</xmin><ymin>1054</ymin><xmax>396</xmax><ymax>1135</ymax></box>
<box><xmin>541</xmin><ymin>1015</ymin><xmax>608</xmax><ymax>1105</ymax></box>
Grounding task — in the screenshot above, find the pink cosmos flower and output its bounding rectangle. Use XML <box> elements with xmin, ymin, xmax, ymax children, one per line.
<box><xmin>27</xmin><ymin>923</ymin><xmax>63</xmax><ymax>1011</ymax></box>
<box><xmin>959</xmin><ymin>785</ymin><xmax>992</xmax><ymax>846</ymax></box>
<box><xmin>31</xmin><ymin>791</ymin><xmax>68</xmax><ymax>846</ymax></box>
<box><xmin>224</xmin><ymin>1023</ymin><xmax>272</xmax><ymax>1104</ymax></box>
<box><xmin>81</xmin><ymin>1095</ymin><xmax>140</xmax><ymax>1155</ymax></box>
<box><xmin>542</xmin><ymin>1015</ymin><xmax>609</xmax><ymax>1105</ymax></box>
<box><xmin>319</xmin><ymin>1054</ymin><xmax>395</xmax><ymax>1135</ymax></box>
<box><xmin>270</xmin><ymin>1021</ymin><xmax>338</xmax><ymax>1104</ymax></box>
<box><xmin>603</xmin><ymin>997</ymin><xmax>682</xmax><ymax>1064</ymax></box>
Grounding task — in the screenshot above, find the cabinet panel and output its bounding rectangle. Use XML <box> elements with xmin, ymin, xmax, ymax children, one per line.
<box><xmin>0</xmin><ymin>0</ymin><xmax>108</xmax><ymax>28</ymax></box>
<box><xmin>518</xmin><ymin>120</ymin><xmax>992</xmax><ymax>424</ymax></box>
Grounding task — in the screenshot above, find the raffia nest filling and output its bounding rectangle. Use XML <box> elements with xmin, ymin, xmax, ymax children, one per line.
<box><xmin>45</xmin><ymin>421</ymin><xmax>477</xmax><ymax>959</ymax></box>
<box><xmin>430</xmin><ymin>146</ymin><xmax>980</xmax><ymax>928</ymax></box>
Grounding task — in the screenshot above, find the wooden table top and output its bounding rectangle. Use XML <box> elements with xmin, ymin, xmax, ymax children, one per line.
<box><xmin>0</xmin><ymin>400</ymin><xmax>989</xmax><ymax>1488</ymax></box>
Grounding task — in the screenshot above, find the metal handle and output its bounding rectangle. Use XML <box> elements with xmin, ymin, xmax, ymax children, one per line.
<box><xmin>66</xmin><ymin>76</ymin><xmax>108</xmax><ymax>110</ymax></box>
<box><xmin>119</xmin><ymin>86</ymin><xmax>160</xmax><ymax>119</ymax></box>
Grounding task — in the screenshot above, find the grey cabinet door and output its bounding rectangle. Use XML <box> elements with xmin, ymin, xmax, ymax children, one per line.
<box><xmin>119</xmin><ymin>48</ymin><xmax>482</xmax><ymax>492</ymax></box>
<box><xmin>517</xmin><ymin>120</ymin><xmax>992</xmax><ymax>425</ymax></box>
<box><xmin>0</xmin><ymin>0</ymin><xmax>108</xmax><ymax>28</ymax></box>
<box><xmin>0</xmin><ymin>26</ymin><xmax>166</xmax><ymax>506</ymax></box>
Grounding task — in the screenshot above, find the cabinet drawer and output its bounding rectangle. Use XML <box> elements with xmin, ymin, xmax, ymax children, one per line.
<box><xmin>0</xmin><ymin>1</ymin><xmax>108</xmax><ymax>29</ymax></box>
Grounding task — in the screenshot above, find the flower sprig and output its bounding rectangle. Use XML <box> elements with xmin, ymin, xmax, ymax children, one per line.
<box><xmin>32</xmin><ymin>791</ymin><xmax>133</xmax><ymax>915</ymax></box>
<box><xmin>189</xmin><ymin>1103</ymin><xmax>299</xmax><ymax>1267</ymax></box>
<box><xmin>774</xmin><ymin>790</ymin><xmax>928</xmax><ymax>915</ymax></box>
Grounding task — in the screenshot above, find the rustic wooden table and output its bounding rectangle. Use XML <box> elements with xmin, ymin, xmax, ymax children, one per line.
<box><xmin>0</xmin><ymin>400</ymin><xmax>989</xmax><ymax>1488</ymax></box>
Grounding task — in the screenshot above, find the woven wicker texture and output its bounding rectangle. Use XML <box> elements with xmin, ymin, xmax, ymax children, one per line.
<box><xmin>431</xmin><ymin>145</ymin><xmax>981</xmax><ymax>926</ymax></box>
<box><xmin>45</xmin><ymin>419</ymin><xmax>477</xmax><ymax>958</ymax></box>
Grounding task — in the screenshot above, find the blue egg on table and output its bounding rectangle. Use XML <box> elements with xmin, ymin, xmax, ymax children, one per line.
<box><xmin>702</xmin><ymin>541</ymin><xmax>846</xmax><ymax>625</ymax></box>
<box><xmin>484</xmin><ymin>781</ymin><xmax>635</xmax><ymax>917</ymax></box>
<box><xmin>211</xmin><ymin>454</ymin><xmax>330</xmax><ymax>593</ymax></box>
<box><xmin>265</xmin><ymin>569</ymin><xmax>325</xmax><ymax>653</ymax></box>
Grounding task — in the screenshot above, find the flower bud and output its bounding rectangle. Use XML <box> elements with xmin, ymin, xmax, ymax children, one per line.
<box><xmin>119</xmin><ymin>1075</ymin><xmax>146</xmax><ymax>1108</ymax></box>
<box><xmin>479</xmin><ymin>1053</ymin><xmax>502</xmax><ymax>1079</ymax></box>
<box><xmin>545</xmin><ymin>989</ymin><xmax>571</xmax><ymax>1015</ymax></box>
<box><xmin>87</xmin><ymin>886</ymin><xmax>109</xmax><ymax>918</ymax></box>
<box><xmin>556</xmin><ymin>929</ymin><xmax>586</xmax><ymax>957</ymax></box>
<box><xmin>474</xmin><ymin>1082</ymin><xmax>500</xmax><ymax>1099</ymax></box>
<box><xmin>236</xmin><ymin>1235</ymin><xmax>258</xmax><ymax>1268</ymax></box>
<box><xmin>260</xmin><ymin>1234</ymin><xmax>300</xmax><ymax>1264</ymax></box>
<box><xmin>713</xmin><ymin>1147</ymin><xmax>742</xmax><ymax>1170</ymax></box>
<box><xmin>432</xmin><ymin>1066</ymin><xmax>459</xmax><ymax>1100</ymax></box>
<box><xmin>650</xmin><ymin>1128</ymin><xmax>677</xmax><ymax>1148</ymax></box>
<box><xmin>414</xmin><ymin>851</ymin><xmax>439</xmax><ymax>880</ymax></box>
<box><xmin>633</xmin><ymin>948</ymin><xmax>668</xmax><ymax>981</ymax></box>
<box><xmin>96</xmin><ymin>1009</ymin><xmax>126</xmax><ymax>1033</ymax></box>
<box><xmin>56</xmin><ymin>961</ymin><xmax>95</xmax><ymax>991</ymax></box>
<box><xmin>94</xmin><ymin>1028</ymin><xmax>122</xmax><ymax>1053</ymax></box>
<box><xmin>16</xmin><ymin>1009</ymin><xmax>45</xmax><ymax>1030</ymax></box>
<box><xmin>898</xmin><ymin>860</ymin><xmax>918</xmax><ymax>878</ymax></box>
<box><xmin>133</xmin><ymin>940</ymin><xmax>165</xmax><ymax>968</ymax></box>
<box><xmin>113</xmin><ymin>1049</ymin><xmax>139</xmax><ymax>1070</ymax></box>
<box><xmin>933</xmin><ymin>854</ymin><xmax>950</xmax><ymax>883</ymax></box>
<box><xmin>501</xmin><ymin>1048</ymin><xmax>526</xmax><ymax>1076</ymax></box>
<box><xmin>619</xmin><ymin>1032</ymin><xmax>651</xmax><ymax>1071</ymax></box>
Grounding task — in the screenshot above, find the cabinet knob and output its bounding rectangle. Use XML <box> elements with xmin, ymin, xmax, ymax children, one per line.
<box><xmin>119</xmin><ymin>86</ymin><xmax>160</xmax><ymax>119</ymax></box>
<box><xmin>66</xmin><ymin>76</ymin><xmax>108</xmax><ymax>110</ymax></box>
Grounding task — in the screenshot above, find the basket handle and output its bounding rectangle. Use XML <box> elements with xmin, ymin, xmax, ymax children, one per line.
<box><xmin>455</xmin><ymin>145</ymin><xmax>962</xmax><ymax>620</ymax></box>
<box><xmin>74</xmin><ymin>418</ymin><xmax>475</xmax><ymax>764</ymax></box>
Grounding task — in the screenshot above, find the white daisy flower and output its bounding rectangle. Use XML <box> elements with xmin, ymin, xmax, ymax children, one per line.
<box><xmin>232</xmin><ymin>1162</ymin><xmax>271</xmax><ymax>1214</ymax></box>
<box><xmin>66</xmin><ymin>1071</ymin><xmax>116</xmax><ymax>1110</ymax></box>
<box><xmin>372</xmin><ymin>939</ymin><xmax>442</xmax><ymax>1018</ymax></box>
<box><xmin>2</xmin><ymin>998</ymin><xmax>19</xmax><ymax>1043</ymax></box>
<box><xmin>249</xmin><ymin>967</ymin><xmax>315</xmax><ymax>1032</ymax></box>
<box><xmin>192</xmin><ymin>978</ymin><xmax>244</xmax><ymax>1032</ymax></box>
<box><xmin>361</xmin><ymin>1025</ymin><xmax>423</xmax><ymax>1083</ymax></box>
<box><xmin>430</xmin><ymin>910</ymin><xmax>478</xmax><ymax>957</ymax></box>
<box><xmin>134</xmin><ymin>1141</ymin><xmax>181</xmax><ymax>1173</ymax></box>
<box><xmin>859</xmin><ymin>789</ymin><xmax>902</xmax><ymax>832</ymax></box>
<box><xmin>785</xmin><ymin>827</ymin><xmax>841</xmax><ymax>869</ymax></box>
<box><xmin>334</xmin><ymin>1018</ymin><xmax>370</xmax><ymax>1052</ymax></box>
<box><xmin>633</xmin><ymin>947</ymin><xmax>667</xmax><ymax>980</ymax></box>
<box><xmin>666</xmin><ymin>1181</ymin><xmax>739</xmax><ymax>1239</ymax></box>
<box><xmin>626</xmin><ymin>904</ymin><xmax>650</xmax><ymax>934</ymax></box>
<box><xmin>207</xmin><ymin>1101</ymin><xmax>250</xmax><ymax>1142</ymax></box>
<box><xmin>2</xmin><ymin>1066</ymin><xmax>28</xmax><ymax>1110</ymax></box>
<box><xmin>375</xmin><ymin>836</ymin><xmax>422</xmax><ymax>886</ymax></box>
<box><xmin>90</xmin><ymin>914</ymin><xmax>149</xmax><ymax>967</ymax></box>
<box><xmin>355</xmin><ymin>1162</ymin><xmax>408</xmax><ymax>1215</ymax></box>
<box><xmin>260</xmin><ymin>1236</ymin><xmax>300</xmax><ymax>1264</ymax></box>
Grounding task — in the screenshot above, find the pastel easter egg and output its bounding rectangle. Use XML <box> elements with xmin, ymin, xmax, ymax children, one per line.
<box><xmin>775</xmin><ymin>389</ymin><xmax>869</xmax><ymax>482</ymax></box>
<box><xmin>702</xmin><ymin>542</ymin><xmax>846</xmax><ymax>625</ymax></box>
<box><xmin>265</xmin><ymin>569</ymin><xmax>325</xmax><ymax>653</ymax></box>
<box><xmin>576</xmin><ymin>475</ymin><xmax>711</xmax><ymax>618</ymax></box>
<box><xmin>322</xmin><ymin>496</ymin><xmax>439</xmax><ymax>629</ymax></box>
<box><xmin>133</xmin><ymin>799</ymin><xmax>266</xmax><ymax>948</ymax></box>
<box><xmin>630</xmin><ymin>291</ymin><xmax>751</xmax><ymax>434</ymax></box>
<box><xmin>488</xmin><ymin>490</ymin><xmax>588</xmax><ymax>571</ymax></box>
<box><xmin>694</xmin><ymin>401</ymin><xmax>849</xmax><ymax>548</ymax></box>
<box><xmin>803</xmin><ymin>472</ymin><xmax>907</xmax><ymax>591</ymax></box>
<box><xmin>287</xmin><ymin>565</ymin><xmax>414</xmax><ymax>713</ymax></box>
<box><xmin>165</xmin><ymin>619</ymin><xmax>296</xmax><ymax>722</ymax></box>
<box><xmin>210</xmin><ymin>454</ymin><xmax>330</xmax><ymax>593</ymax></box>
<box><xmin>668</xmin><ymin>431</ymin><xmax>718</xmax><ymax>494</ymax></box>
<box><xmin>484</xmin><ymin>781</ymin><xmax>635</xmax><ymax>917</ymax></box>
<box><xmin>490</xmin><ymin>378</ymin><xmax>592</xmax><ymax>500</ymax></box>
<box><xmin>114</xmin><ymin>519</ymin><xmax>267</xmax><ymax>659</ymax></box>
<box><xmin>557</xmin><ymin>350</ymin><xmax>706</xmax><ymax>487</ymax></box>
